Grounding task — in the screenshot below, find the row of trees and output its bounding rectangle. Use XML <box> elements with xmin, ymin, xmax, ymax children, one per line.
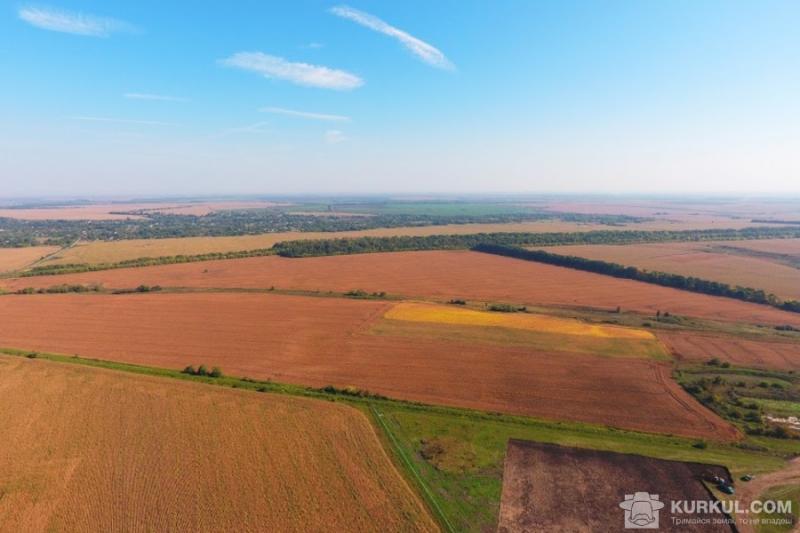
<box><xmin>272</xmin><ymin>226</ymin><xmax>800</xmax><ymax>257</ymax></box>
<box><xmin>0</xmin><ymin>208</ymin><xmax>644</xmax><ymax>247</ymax></box>
<box><xmin>473</xmin><ymin>243</ymin><xmax>800</xmax><ymax>314</ymax></box>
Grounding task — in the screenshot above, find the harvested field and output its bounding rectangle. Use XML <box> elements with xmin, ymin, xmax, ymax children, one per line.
<box><xmin>385</xmin><ymin>302</ymin><xmax>655</xmax><ymax>339</ymax></box>
<box><xmin>529</xmin><ymin>241</ymin><xmax>800</xmax><ymax>300</ymax></box>
<box><xmin>10</xmin><ymin>251</ymin><xmax>800</xmax><ymax>327</ymax></box>
<box><xmin>658</xmin><ymin>331</ymin><xmax>800</xmax><ymax>371</ymax></box>
<box><xmin>719</xmin><ymin>238</ymin><xmax>800</xmax><ymax>258</ymax></box>
<box><xmin>371</xmin><ymin>318</ymin><xmax>669</xmax><ymax>359</ymax></box>
<box><xmin>0</xmin><ymin>201</ymin><xmax>281</xmax><ymax>221</ymax></box>
<box><xmin>0</xmin><ymin>246</ymin><xmax>59</xmax><ymax>273</ymax></box>
<box><xmin>38</xmin><ymin>219</ymin><xmax>762</xmax><ymax>266</ymax></box>
<box><xmin>0</xmin><ymin>293</ymin><xmax>737</xmax><ymax>439</ymax></box>
<box><xmin>0</xmin><ymin>355</ymin><xmax>435</xmax><ymax>532</ymax></box>
<box><xmin>498</xmin><ymin>440</ymin><xmax>734</xmax><ymax>532</ymax></box>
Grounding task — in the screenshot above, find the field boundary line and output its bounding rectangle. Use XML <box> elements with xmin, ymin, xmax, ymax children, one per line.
<box><xmin>368</xmin><ymin>404</ymin><xmax>455</xmax><ymax>533</ymax></box>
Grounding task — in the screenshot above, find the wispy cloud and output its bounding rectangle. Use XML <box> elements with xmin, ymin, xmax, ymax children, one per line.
<box><xmin>260</xmin><ymin>107</ymin><xmax>350</xmax><ymax>122</ymax></box>
<box><xmin>18</xmin><ymin>6</ymin><xmax>136</xmax><ymax>37</ymax></box>
<box><xmin>330</xmin><ymin>5</ymin><xmax>453</xmax><ymax>70</ymax></box>
<box><xmin>219</xmin><ymin>52</ymin><xmax>363</xmax><ymax>90</ymax></box>
<box><xmin>324</xmin><ymin>130</ymin><xmax>347</xmax><ymax>144</ymax></box>
<box><xmin>302</xmin><ymin>42</ymin><xmax>324</xmax><ymax>49</ymax></box>
<box><xmin>124</xmin><ymin>93</ymin><xmax>187</xmax><ymax>102</ymax></box>
<box><xmin>67</xmin><ymin>116</ymin><xmax>177</xmax><ymax>126</ymax></box>
<box><xmin>214</xmin><ymin>121</ymin><xmax>271</xmax><ymax>138</ymax></box>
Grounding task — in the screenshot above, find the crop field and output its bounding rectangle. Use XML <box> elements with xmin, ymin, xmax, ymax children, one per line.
<box><xmin>498</xmin><ymin>440</ymin><xmax>733</xmax><ymax>532</ymax></box>
<box><xmin>529</xmin><ymin>241</ymin><xmax>800</xmax><ymax>300</ymax></box>
<box><xmin>719</xmin><ymin>238</ymin><xmax>800</xmax><ymax>258</ymax></box>
<box><xmin>0</xmin><ymin>292</ymin><xmax>736</xmax><ymax>439</ymax></box>
<box><xmin>658</xmin><ymin>331</ymin><xmax>800</xmax><ymax>371</ymax></box>
<box><xmin>385</xmin><ymin>302</ymin><xmax>655</xmax><ymax>339</ymax></box>
<box><xmin>0</xmin><ymin>355</ymin><xmax>434</xmax><ymax>532</ymax></box>
<box><xmin>0</xmin><ymin>201</ymin><xmax>281</xmax><ymax>220</ymax></box>
<box><xmin>11</xmin><ymin>250</ymin><xmax>800</xmax><ymax>327</ymax></box>
<box><xmin>0</xmin><ymin>246</ymin><xmax>59</xmax><ymax>273</ymax></box>
<box><xmin>33</xmin><ymin>220</ymin><xmax>772</xmax><ymax>267</ymax></box>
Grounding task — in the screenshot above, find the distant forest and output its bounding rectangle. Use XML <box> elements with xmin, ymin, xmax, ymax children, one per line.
<box><xmin>0</xmin><ymin>209</ymin><xmax>642</xmax><ymax>247</ymax></box>
<box><xmin>272</xmin><ymin>227</ymin><xmax>800</xmax><ymax>257</ymax></box>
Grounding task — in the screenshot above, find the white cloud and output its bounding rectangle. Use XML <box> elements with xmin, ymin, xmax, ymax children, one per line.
<box><xmin>324</xmin><ymin>130</ymin><xmax>347</xmax><ymax>144</ymax></box>
<box><xmin>68</xmin><ymin>116</ymin><xmax>176</xmax><ymax>126</ymax></box>
<box><xmin>260</xmin><ymin>107</ymin><xmax>350</xmax><ymax>122</ymax></box>
<box><xmin>124</xmin><ymin>93</ymin><xmax>187</xmax><ymax>102</ymax></box>
<box><xmin>302</xmin><ymin>42</ymin><xmax>324</xmax><ymax>49</ymax></box>
<box><xmin>18</xmin><ymin>6</ymin><xmax>136</xmax><ymax>37</ymax></box>
<box><xmin>219</xmin><ymin>52</ymin><xmax>363</xmax><ymax>90</ymax></box>
<box><xmin>330</xmin><ymin>5</ymin><xmax>453</xmax><ymax>70</ymax></box>
<box><xmin>215</xmin><ymin>121</ymin><xmax>271</xmax><ymax>138</ymax></box>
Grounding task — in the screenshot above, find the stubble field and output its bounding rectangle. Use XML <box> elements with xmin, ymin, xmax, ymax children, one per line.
<box><xmin>528</xmin><ymin>241</ymin><xmax>800</xmax><ymax>300</ymax></box>
<box><xmin>0</xmin><ymin>292</ymin><xmax>737</xmax><ymax>440</ymax></box>
<box><xmin>0</xmin><ymin>246</ymin><xmax>59</xmax><ymax>273</ymax></box>
<box><xmin>0</xmin><ymin>355</ymin><xmax>435</xmax><ymax>532</ymax></box>
<box><xmin>658</xmin><ymin>331</ymin><xmax>800</xmax><ymax>371</ymax></box>
<box><xmin>9</xmin><ymin>250</ymin><xmax>800</xmax><ymax>327</ymax></box>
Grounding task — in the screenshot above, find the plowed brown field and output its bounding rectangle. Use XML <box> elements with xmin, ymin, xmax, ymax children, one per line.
<box><xmin>0</xmin><ymin>355</ymin><xmax>435</xmax><ymax>532</ymax></box>
<box><xmin>0</xmin><ymin>246</ymin><xmax>59</xmax><ymax>273</ymax></box>
<box><xmin>8</xmin><ymin>251</ymin><xmax>799</xmax><ymax>327</ymax></box>
<box><xmin>498</xmin><ymin>440</ymin><xmax>734</xmax><ymax>533</ymax></box>
<box><xmin>658</xmin><ymin>331</ymin><xmax>800</xmax><ymax>371</ymax></box>
<box><xmin>0</xmin><ymin>293</ymin><xmax>738</xmax><ymax>440</ymax></box>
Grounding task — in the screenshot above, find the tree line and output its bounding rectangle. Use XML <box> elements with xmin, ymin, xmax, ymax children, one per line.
<box><xmin>472</xmin><ymin>243</ymin><xmax>800</xmax><ymax>314</ymax></box>
<box><xmin>272</xmin><ymin>227</ymin><xmax>800</xmax><ymax>257</ymax></box>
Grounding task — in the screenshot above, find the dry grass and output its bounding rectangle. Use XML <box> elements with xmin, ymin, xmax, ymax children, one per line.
<box><xmin>529</xmin><ymin>241</ymin><xmax>800</xmax><ymax>300</ymax></box>
<box><xmin>384</xmin><ymin>302</ymin><xmax>655</xmax><ymax>339</ymax></box>
<box><xmin>0</xmin><ymin>355</ymin><xmax>435</xmax><ymax>532</ymax></box>
<box><xmin>0</xmin><ymin>246</ymin><xmax>59</xmax><ymax>273</ymax></box>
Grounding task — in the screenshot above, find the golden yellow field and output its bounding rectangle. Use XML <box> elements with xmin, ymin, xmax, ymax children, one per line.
<box><xmin>42</xmin><ymin>218</ymin><xmax>758</xmax><ymax>266</ymax></box>
<box><xmin>0</xmin><ymin>246</ymin><xmax>59</xmax><ymax>273</ymax></box>
<box><xmin>384</xmin><ymin>302</ymin><xmax>655</xmax><ymax>340</ymax></box>
<box><xmin>0</xmin><ymin>355</ymin><xmax>435</xmax><ymax>532</ymax></box>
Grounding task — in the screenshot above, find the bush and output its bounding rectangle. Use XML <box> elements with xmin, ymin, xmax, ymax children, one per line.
<box><xmin>692</xmin><ymin>440</ymin><xmax>708</xmax><ymax>449</ymax></box>
<box><xmin>209</xmin><ymin>366</ymin><xmax>223</xmax><ymax>378</ymax></box>
<box><xmin>182</xmin><ymin>365</ymin><xmax>196</xmax><ymax>375</ymax></box>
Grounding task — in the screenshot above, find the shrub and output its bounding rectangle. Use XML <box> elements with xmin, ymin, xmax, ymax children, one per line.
<box><xmin>182</xmin><ymin>365</ymin><xmax>196</xmax><ymax>375</ymax></box>
<box><xmin>209</xmin><ymin>366</ymin><xmax>223</xmax><ymax>378</ymax></box>
<box><xmin>692</xmin><ymin>440</ymin><xmax>708</xmax><ymax>449</ymax></box>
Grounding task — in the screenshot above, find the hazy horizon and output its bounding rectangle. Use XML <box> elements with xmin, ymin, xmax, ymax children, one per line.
<box><xmin>2</xmin><ymin>1</ymin><xmax>799</xmax><ymax>196</ymax></box>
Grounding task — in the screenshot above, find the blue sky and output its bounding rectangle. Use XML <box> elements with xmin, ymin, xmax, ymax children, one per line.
<box><xmin>1</xmin><ymin>1</ymin><xmax>798</xmax><ymax>197</ymax></box>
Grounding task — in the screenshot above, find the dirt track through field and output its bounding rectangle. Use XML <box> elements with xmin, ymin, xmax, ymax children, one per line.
<box><xmin>8</xmin><ymin>250</ymin><xmax>800</xmax><ymax>327</ymax></box>
<box><xmin>0</xmin><ymin>293</ymin><xmax>738</xmax><ymax>440</ymax></box>
<box><xmin>0</xmin><ymin>246</ymin><xmax>60</xmax><ymax>273</ymax></box>
<box><xmin>733</xmin><ymin>457</ymin><xmax>800</xmax><ymax>533</ymax></box>
<box><xmin>658</xmin><ymin>331</ymin><xmax>800</xmax><ymax>371</ymax></box>
<box><xmin>0</xmin><ymin>355</ymin><xmax>435</xmax><ymax>532</ymax></box>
